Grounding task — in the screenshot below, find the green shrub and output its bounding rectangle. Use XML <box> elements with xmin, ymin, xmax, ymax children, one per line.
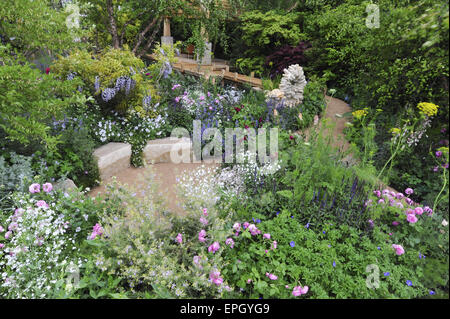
<box><xmin>0</xmin><ymin>61</ymin><xmax>88</xmax><ymax>152</ymax></box>
<box><xmin>0</xmin><ymin>152</ymin><xmax>34</xmax><ymax>210</ymax></box>
<box><xmin>51</xmin><ymin>48</ymin><xmax>159</xmax><ymax>117</ymax></box>
<box><xmin>221</xmin><ymin>213</ymin><xmax>431</xmax><ymax>298</ymax></box>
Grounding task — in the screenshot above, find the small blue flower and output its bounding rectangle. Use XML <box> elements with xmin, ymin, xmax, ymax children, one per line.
<box><xmin>322</xmin><ymin>231</ymin><xmax>326</xmax><ymax>234</ymax></box>
<box><xmin>377</xmin><ymin>247</ymin><xmax>381</xmax><ymax>250</ymax></box>
<box><xmin>276</xmin><ymin>211</ymin><xmax>280</xmax><ymax>216</ymax></box>
<box><xmin>291</xmin><ymin>215</ymin><xmax>294</xmax><ymax>219</ymax></box>
<box><xmin>328</xmin><ymin>244</ymin><xmax>331</xmax><ymax>248</ymax></box>
<box><xmin>429</xmin><ymin>290</ymin><xmax>435</xmax><ymax>295</ymax></box>
<box><xmin>332</xmin><ymin>261</ymin><xmax>336</xmax><ymax>268</ymax></box>
<box><xmin>384</xmin><ymin>272</ymin><xmax>390</xmax><ymax>276</ymax></box>
<box><xmin>406</xmin><ymin>280</ymin><xmax>413</xmax><ymax>286</ymax></box>
<box><xmin>305</xmin><ymin>223</ymin><xmax>310</xmax><ymax>229</ymax></box>
<box><xmin>290</xmin><ymin>241</ymin><xmax>295</xmax><ymax>247</ymax></box>
<box><xmin>256</xmin><ymin>219</ymin><xmax>261</xmax><ymax>224</ymax></box>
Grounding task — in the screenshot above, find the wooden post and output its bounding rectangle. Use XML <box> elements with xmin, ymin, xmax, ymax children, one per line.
<box><xmin>234</xmin><ymin>72</ymin><xmax>238</xmax><ymax>81</ymax></box>
<box><xmin>250</xmin><ymin>71</ymin><xmax>255</xmax><ymax>78</ymax></box>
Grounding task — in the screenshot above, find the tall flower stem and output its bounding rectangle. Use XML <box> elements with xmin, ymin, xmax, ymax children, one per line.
<box><xmin>377</xmin><ymin>134</ymin><xmax>403</xmax><ymax>181</ymax></box>
<box><xmin>433</xmin><ymin>165</ymin><xmax>448</xmax><ymax>214</ymax></box>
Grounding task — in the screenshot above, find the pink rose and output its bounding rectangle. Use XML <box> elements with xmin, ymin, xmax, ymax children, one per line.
<box><xmin>414</xmin><ymin>207</ymin><xmax>424</xmax><ymax>215</ymax></box>
<box><xmin>209</xmin><ymin>270</ymin><xmax>223</xmax><ymax>286</ymax></box>
<box><xmin>407</xmin><ymin>214</ymin><xmax>418</xmax><ymax>223</ymax></box>
<box><xmin>268</xmin><ymin>274</ymin><xmax>277</xmax><ymax>280</ymax></box>
<box><xmin>198</xmin><ymin>229</ymin><xmax>207</xmax><ymax>242</ymax></box>
<box><xmin>247</xmin><ymin>224</ymin><xmax>258</xmax><ymax>235</ymax></box>
<box><xmin>225</xmin><ymin>237</ymin><xmax>234</xmax><ymax>248</ymax></box>
<box><xmin>292</xmin><ymin>285</ymin><xmax>309</xmax><ymax>297</ymax></box>
<box><xmin>176</xmin><ymin>233</ymin><xmax>183</xmax><ymax>244</ymax></box>
<box><xmin>392</xmin><ymin>244</ymin><xmax>405</xmax><ymax>255</ymax></box>
<box><xmin>42</xmin><ymin>182</ymin><xmax>53</xmax><ymax>193</ymax></box>
<box><xmin>200</xmin><ymin>217</ymin><xmax>208</xmax><ymax>225</ymax></box>
<box><xmin>29</xmin><ymin>183</ymin><xmax>40</xmax><ymax>194</ymax></box>
<box><xmin>266</xmin><ymin>273</ymin><xmax>277</xmax><ymax>280</ymax></box>
<box><xmin>208</xmin><ymin>241</ymin><xmax>220</xmax><ymax>254</ymax></box>
<box><xmin>36</xmin><ymin>200</ymin><xmax>49</xmax><ymax>209</ymax></box>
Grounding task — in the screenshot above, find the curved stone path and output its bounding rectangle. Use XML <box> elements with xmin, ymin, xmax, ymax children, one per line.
<box><xmin>89</xmin><ymin>96</ymin><xmax>354</xmax><ymax>213</ymax></box>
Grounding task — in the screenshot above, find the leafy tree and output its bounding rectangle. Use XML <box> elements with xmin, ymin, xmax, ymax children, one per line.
<box><xmin>79</xmin><ymin>0</ymin><xmax>238</xmax><ymax>57</ymax></box>
<box><xmin>0</xmin><ymin>0</ymin><xmax>85</xmax><ymax>59</ymax></box>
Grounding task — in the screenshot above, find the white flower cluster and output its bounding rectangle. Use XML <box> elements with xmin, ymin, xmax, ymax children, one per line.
<box><xmin>177</xmin><ymin>153</ymin><xmax>280</xmax><ymax>209</ymax></box>
<box><xmin>221</xmin><ymin>87</ymin><xmax>244</xmax><ymax>105</ymax></box>
<box><xmin>406</xmin><ymin>117</ymin><xmax>431</xmax><ymax>147</ymax></box>
<box><xmin>0</xmin><ymin>198</ymin><xmax>81</xmax><ymax>298</ymax></box>
<box><xmin>91</xmin><ymin>111</ymin><xmax>166</xmax><ymax>143</ymax></box>
<box><xmin>279</xmin><ymin>64</ymin><xmax>307</xmax><ymax>107</ymax></box>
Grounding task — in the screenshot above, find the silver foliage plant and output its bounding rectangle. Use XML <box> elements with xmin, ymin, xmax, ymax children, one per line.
<box><xmin>279</xmin><ymin>64</ymin><xmax>307</xmax><ymax>107</ymax></box>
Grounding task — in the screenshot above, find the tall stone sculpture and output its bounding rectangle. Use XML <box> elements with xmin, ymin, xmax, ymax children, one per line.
<box><xmin>279</xmin><ymin>64</ymin><xmax>307</xmax><ymax>107</ymax></box>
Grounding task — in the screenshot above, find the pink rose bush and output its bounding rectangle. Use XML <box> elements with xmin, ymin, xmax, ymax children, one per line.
<box><xmin>369</xmin><ymin>187</ymin><xmax>431</xmax><ymax>226</ymax></box>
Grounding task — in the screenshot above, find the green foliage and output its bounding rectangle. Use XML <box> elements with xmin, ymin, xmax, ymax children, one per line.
<box><xmin>0</xmin><ymin>61</ymin><xmax>88</xmax><ymax>152</ymax></box>
<box><xmin>92</xmin><ymin>173</ymin><xmax>234</xmax><ymax>298</ymax></box>
<box><xmin>0</xmin><ymin>0</ymin><xmax>85</xmax><ymax>58</ymax></box>
<box><xmin>304</xmin><ymin>0</ymin><xmax>448</xmax><ymax>207</ymax></box>
<box><xmin>222</xmin><ymin>214</ymin><xmax>431</xmax><ymax>298</ymax></box>
<box><xmin>51</xmin><ymin>47</ymin><xmax>159</xmax><ymax>117</ymax></box>
<box><xmin>235</xmin><ymin>10</ymin><xmax>304</xmax><ymax>76</ymax></box>
<box><xmin>0</xmin><ymin>152</ymin><xmax>34</xmax><ymax>210</ymax></box>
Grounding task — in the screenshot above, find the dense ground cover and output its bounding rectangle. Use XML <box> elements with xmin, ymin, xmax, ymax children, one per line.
<box><xmin>0</xmin><ymin>0</ymin><xmax>448</xmax><ymax>299</ymax></box>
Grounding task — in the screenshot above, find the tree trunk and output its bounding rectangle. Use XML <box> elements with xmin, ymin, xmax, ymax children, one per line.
<box><xmin>137</xmin><ymin>17</ymin><xmax>163</xmax><ymax>58</ymax></box>
<box><xmin>132</xmin><ymin>16</ymin><xmax>160</xmax><ymax>54</ymax></box>
<box><xmin>106</xmin><ymin>0</ymin><xmax>120</xmax><ymax>49</ymax></box>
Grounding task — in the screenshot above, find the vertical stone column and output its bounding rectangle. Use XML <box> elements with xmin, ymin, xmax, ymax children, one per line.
<box><xmin>197</xmin><ymin>42</ymin><xmax>212</xmax><ymax>65</ymax></box>
<box><xmin>161</xmin><ymin>17</ymin><xmax>173</xmax><ymax>47</ymax></box>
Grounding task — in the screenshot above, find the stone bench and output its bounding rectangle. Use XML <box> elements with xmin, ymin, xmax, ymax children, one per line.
<box><xmin>143</xmin><ymin>137</ymin><xmax>192</xmax><ymax>164</ymax></box>
<box><xmin>93</xmin><ymin>137</ymin><xmax>224</xmax><ymax>182</ymax></box>
<box><xmin>93</xmin><ymin>142</ymin><xmax>132</xmax><ymax>181</ymax></box>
